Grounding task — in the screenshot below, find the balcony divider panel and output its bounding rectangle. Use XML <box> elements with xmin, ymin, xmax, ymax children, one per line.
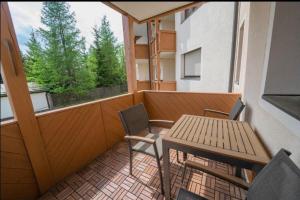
<box><xmin>1</xmin><ymin>2</ymin><xmax>54</xmax><ymax>193</ymax></box>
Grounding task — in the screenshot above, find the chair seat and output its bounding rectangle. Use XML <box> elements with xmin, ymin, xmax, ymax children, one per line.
<box><xmin>132</xmin><ymin>133</ymin><xmax>163</xmax><ymax>159</ymax></box>
<box><xmin>176</xmin><ymin>188</ymin><xmax>207</xmax><ymax>200</ymax></box>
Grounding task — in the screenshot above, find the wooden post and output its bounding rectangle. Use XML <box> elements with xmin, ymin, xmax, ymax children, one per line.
<box><xmin>147</xmin><ymin>21</ymin><xmax>154</xmax><ymax>90</ymax></box>
<box><xmin>1</xmin><ymin>3</ymin><xmax>54</xmax><ymax>193</ymax></box>
<box><xmin>155</xmin><ymin>18</ymin><xmax>161</xmax><ymax>90</ymax></box>
<box><xmin>122</xmin><ymin>15</ymin><xmax>137</xmax><ymax>93</ymax></box>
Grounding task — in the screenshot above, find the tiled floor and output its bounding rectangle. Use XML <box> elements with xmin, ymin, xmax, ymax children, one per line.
<box><xmin>39</xmin><ymin>140</ymin><xmax>247</xmax><ymax>200</ymax></box>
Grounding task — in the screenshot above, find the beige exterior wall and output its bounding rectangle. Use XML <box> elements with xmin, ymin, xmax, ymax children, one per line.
<box><xmin>238</xmin><ymin>2</ymin><xmax>300</xmax><ymax>166</ymax></box>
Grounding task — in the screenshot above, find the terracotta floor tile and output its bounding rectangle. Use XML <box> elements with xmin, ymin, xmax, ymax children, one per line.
<box><xmin>39</xmin><ymin>141</ymin><xmax>246</xmax><ymax>200</ymax></box>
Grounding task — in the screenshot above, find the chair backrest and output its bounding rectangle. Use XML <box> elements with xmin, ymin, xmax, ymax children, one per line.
<box><xmin>247</xmin><ymin>149</ymin><xmax>300</xmax><ymax>200</ymax></box>
<box><xmin>228</xmin><ymin>98</ymin><xmax>245</xmax><ymax>120</ymax></box>
<box><xmin>119</xmin><ymin>103</ymin><xmax>149</xmax><ymax>135</ymax></box>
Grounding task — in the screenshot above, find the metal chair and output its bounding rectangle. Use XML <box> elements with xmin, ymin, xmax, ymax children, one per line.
<box><xmin>177</xmin><ymin>149</ymin><xmax>300</xmax><ymax>200</ymax></box>
<box><xmin>119</xmin><ymin>103</ymin><xmax>175</xmax><ymax>194</ymax></box>
<box><xmin>203</xmin><ymin>97</ymin><xmax>245</xmax><ymax>120</ymax></box>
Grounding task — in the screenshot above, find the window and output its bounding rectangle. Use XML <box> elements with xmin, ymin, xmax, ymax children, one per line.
<box><xmin>262</xmin><ymin>2</ymin><xmax>300</xmax><ymax>120</ymax></box>
<box><xmin>181</xmin><ymin>7</ymin><xmax>198</xmax><ymax>23</ymax></box>
<box><xmin>234</xmin><ymin>22</ymin><xmax>244</xmax><ymax>85</ymax></box>
<box><xmin>182</xmin><ymin>48</ymin><xmax>201</xmax><ymax>78</ymax></box>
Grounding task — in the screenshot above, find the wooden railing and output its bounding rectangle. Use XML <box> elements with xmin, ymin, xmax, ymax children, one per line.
<box><xmin>135</xmin><ymin>44</ymin><xmax>149</xmax><ymax>59</ymax></box>
<box><xmin>137</xmin><ymin>80</ymin><xmax>151</xmax><ymax>90</ymax></box>
<box><xmin>144</xmin><ymin>91</ymin><xmax>240</xmax><ymax>121</ymax></box>
<box><xmin>160</xmin><ymin>81</ymin><xmax>176</xmax><ymax>91</ymax></box>
<box><xmin>159</xmin><ymin>30</ymin><xmax>176</xmax><ymax>52</ymax></box>
<box><xmin>0</xmin><ymin>91</ymin><xmax>239</xmax><ymax>199</ymax></box>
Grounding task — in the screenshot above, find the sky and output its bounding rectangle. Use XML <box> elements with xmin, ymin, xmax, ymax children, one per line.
<box><xmin>8</xmin><ymin>2</ymin><xmax>124</xmax><ymax>53</ymax></box>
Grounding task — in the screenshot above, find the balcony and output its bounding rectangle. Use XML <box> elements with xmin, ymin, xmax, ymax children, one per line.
<box><xmin>2</xmin><ymin>2</ymin><xmax>299</xmax><ymax>200</ymax></box>
<box><xmin>1</xmin><ymin>90</ymin><xmax>243</xmax><ymax>200</ymax></box>
<box><xmin>135</xmin><ymin>44</ymin><xmax>149</xmax><ymax>59</ymax></box>
<box><xmin>158</xmin><ymin>30</ymin><xmax>176</xmax><ymax>52</ymax></box>
<box><xmin>150</xmin><ymin>31</ymin><xmax>176</xmax><ymax>56</ymax></box>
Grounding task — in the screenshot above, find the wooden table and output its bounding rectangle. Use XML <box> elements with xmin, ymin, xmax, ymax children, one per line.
<box><xmin>162</xmin><ymin>115</ymin><xmax>270</xmax><ymax>200</ymax></box>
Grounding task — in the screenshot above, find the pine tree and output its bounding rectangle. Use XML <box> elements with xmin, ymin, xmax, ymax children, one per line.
<box><xmin>90</xmin><ymin>16</ymin><xmax>124</xmax><ymax>87</ymax></box>
<box><xmin>23</xmin><ymin>30</ymin><xmax>45</xmax><ymax>83</ymax></box>
<box><xmin>116</xmin><ymin>44</ymin><xmax>127</xmax><ymax>84</ymax></box>
<box><xmin>39</xmin><ymin>2</ymin><xmax>95</xmax><ymax>94</ymax></box>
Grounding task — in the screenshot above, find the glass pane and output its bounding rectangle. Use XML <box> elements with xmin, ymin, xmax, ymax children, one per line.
<box><xmin>184</xmin><ymin>48</ymin><xmax>201</xmax><ymax>77</ymax></box>
<box><xmin>0</xmin><ymin>74</ymin><xmax>14</xmax><ymax>121</ymax></box>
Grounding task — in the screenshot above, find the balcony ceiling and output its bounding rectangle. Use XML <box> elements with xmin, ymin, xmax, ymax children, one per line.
<box><xmin>104</xmin><ymin>1</ymin><xmax>201</xmax><ymax>23</ymax></box>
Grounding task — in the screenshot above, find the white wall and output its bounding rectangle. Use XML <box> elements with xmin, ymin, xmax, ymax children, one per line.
<box><xmin>175</xmin><ymin>2</ymin><xmax>235</xmax><ymax>92</ymax></box>
<box><xmin>263</xmin><ymin>3</ymin><xmax>300</xmax><ymax>94</ymax></box>
<box><xmin>1</xmin><ymin>92</ymin><xmax>49</xmax><ymax>120</ymax></box>
<box><xmin>241</xmin><ymin>2</ymin><xmax>300</xmax><ymax>166</ymax></box>
<box><xmin>232</xmin><ymin>3</ymin><xmax>250</xmax><ymax>94</ymax></box>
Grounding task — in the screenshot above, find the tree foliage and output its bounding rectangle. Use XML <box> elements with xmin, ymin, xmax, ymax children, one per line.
<box><xmin>89</xmin><ymin>16</ymin><xmax>126</xmax><ymax>87</ymax></box>
<box><xmin>23</xmin><ymin>30</ymin><xmax>45</xmax><ymax>83</ymax></box>
<box><xmin>23</xmin><ymin>3</ymin><xmax>126</xmax><ymax>95</ymax></box>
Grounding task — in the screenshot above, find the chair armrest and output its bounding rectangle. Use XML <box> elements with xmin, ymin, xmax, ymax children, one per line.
<box><xmin>185</xmin><ymin>160</ymin><xmax>250</xmax><ymax>190</ymax></box>
<box><xmin>124</xmin><ymin>135</ymin><xmax>155</xmax><ymax>144</ymax></box>
<box><xmin>203</xmin><ymin>109</ymin><xmax>229</xmax><ymax>116</ymax></box>
<box><xmin>149</xmin><ymin>119</ymin><xmax>175</xmax><ymax>127</ymax></box>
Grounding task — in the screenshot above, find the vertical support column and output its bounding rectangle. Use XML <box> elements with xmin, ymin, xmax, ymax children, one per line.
<box><xmin>155</xmin><ymin>18</ymin><xmax>161</xmax><ymax>90</ymax></box>
<box><xmin>1</xmin><ymin>3</ymin><xmax>54</xmax><ymax>193</ymax></box>
<box><xmin>122</xmin><ymin>15</ymin><xmax>137</xmax><ymax>93</ymax></box>
<box><xmin>147</xmin><ymin>21</ymin><xmax>154</xmax><ymax>90</ymax></box>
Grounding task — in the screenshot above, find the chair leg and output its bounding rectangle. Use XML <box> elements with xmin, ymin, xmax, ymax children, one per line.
<box><xmin>177</xmin><ymin>151</ymin><xmax>188</xmax><ymax>164</ymax></box>
<box><xmin>235</xmin><ymin>167</ymin><xmax>242</xmax><ymax>178</ymax></box>
<box><xmin>129</xmin><ymin>148</ymin><xmax>133</xmax><ymax>176</ymax></box>
<box><xmin>156</xmin><ymin>156</ymin><xmax>164</xmax><ymax>195</ymax></box>
<box><xmin>181</xmin><ymin>163</ymin><xmax>187</xmax><ymax>185</ymax></box>
<box><xmin>177</xmin><ymin>150</ymin><xmax>181</xmax><ymax>163</ymax></box>
<box><xmin>153</xmin><ymin>143</ymin><xmax>164</xmax><ymax>194</ymax></box>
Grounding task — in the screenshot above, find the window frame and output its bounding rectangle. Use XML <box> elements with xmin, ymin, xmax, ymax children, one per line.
<box><xmin>182</xmin><ymin>48</ymin><xmax>201</xmax><ymax>79</ymax></box>
<box><xmin>181</xmin><ymin>6</ymin><xmax>198</xmax><ymax>24</ymax></box>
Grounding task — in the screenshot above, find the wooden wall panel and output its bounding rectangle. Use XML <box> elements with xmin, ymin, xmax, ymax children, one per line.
<box><xmin>144</xmin><ymin>91</ymin><xmax>240</xmax><ymax>121</ymax></box>
<box><xmin>137</xmin><ymin>80</ymin><xmax>151</xmax><ymax>90</ymax></box>
<box><xmin>160</xmin><ymin>81</ymin><xmax>176</xmax><ymax>91</ymax></box>
<box><xmin>101</xmin><ymin>94</ymin><xmax>133</xmax><ymax>149</ymax></box>
<box><xmin>133</xmin><ymin>90</ymin><xmax>145</xmax><ymax>105</ymax></box>
<box><xmin>36</xmin><ymin>102</ymin><xmax>107</xmax><ymax>182</ymax></box>
<box><xmin>135</xmin><ymin>44</ymin><xmax>149</xmax><ymax>59</ymax></box>
<box><xmin>159</xmin><ymin>30</ymin><xmax>176</xmax><ymax>52</ymax></box>
<box><xmin>0</xmin><ymin>121</ymin><xmax>39</xmax><ymax>200</ymax></box>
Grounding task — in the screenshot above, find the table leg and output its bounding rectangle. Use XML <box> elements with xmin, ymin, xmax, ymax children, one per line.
<box><xmin>183</xmin><ymin>152</ymin><xmax>187</xmax><ymax>161</ymax></box>
<box><xmin>235</xmin><ymin>167</ymin><xmax>242</xmax><ymax>177</ymax></box>
<box><xmin>163</xmin><ymin>142</ymin><xmax>171</xmax><ymax>200</ymax></box>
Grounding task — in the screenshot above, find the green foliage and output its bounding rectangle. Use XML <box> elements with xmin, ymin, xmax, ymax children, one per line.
<box><xmin>39</xmin><ymin>2</ymin><xmax>95</xmax><ymax>94</ymax></box>
<box><xmin>23</xmin><ymin>31</ymin><xmax>45</xmax><ymax>83</ymax></box>
<box><xmin>23</xmin><ymin>3</ymin><xmax>126</xmax><ymax>95</ymax></box>
<box><xmin>89</xmin><ymin>16</ymin><xmax>126</xmax><ymax>87</ymax></box>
